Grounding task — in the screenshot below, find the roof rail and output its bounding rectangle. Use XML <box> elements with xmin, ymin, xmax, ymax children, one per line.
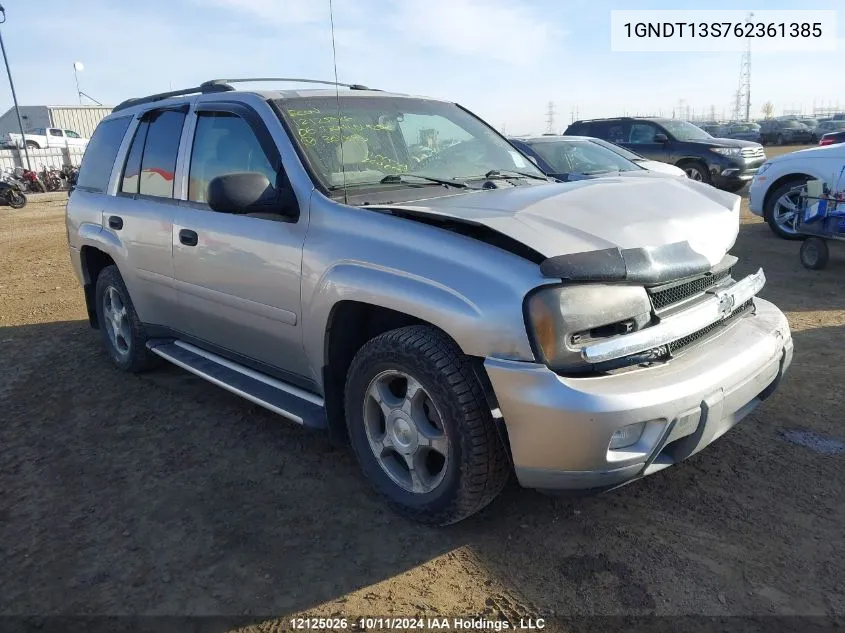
<box><xmin>200</xmin><ymin>77</ymin><xmax>376</xmax><ymax>91</ymax></box>
<box><xmin>113</xmin><ymin>77</ymin><xmax>377</xmax><ymax>113</ymax></box>
<box><xmin>113</xmin><ymin>83</ymin><xmax>234</xmax><ymax>112</ymax></box>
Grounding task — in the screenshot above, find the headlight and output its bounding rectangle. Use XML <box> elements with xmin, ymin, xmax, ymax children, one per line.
<box><xmin>525</xmin><ymin>284</ymin><xmax>652</xmax><ymax>374</ymax></box>
<box><xmin>711</xmin><ymin>147</ymin><xmax>741</xmax><ymax>157</ymax></box>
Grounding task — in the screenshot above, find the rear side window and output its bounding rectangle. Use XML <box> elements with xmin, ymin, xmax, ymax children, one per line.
<box><xmin>49</xmin><ymin>129</ymin><xmax>63</xmax><ymax>137</ymax></box>
<box><xmin>76</xmin><ymin>117</ymin><xmax>132</xmax><ymax>193</ymax></box>
<box><xmin>138</xmin><ymin>110</ymin><xmax>186</xmax><ymax>198</ymax></box>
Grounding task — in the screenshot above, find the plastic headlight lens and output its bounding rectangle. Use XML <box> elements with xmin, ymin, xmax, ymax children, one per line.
<box><xmin>525</xmin><ymin>284</ymin><xmax>652</xmax><ymax>373</ymax></box>
<box><xmin>711</xmin><ymin>147</ymin><xmax>741</xmax><ymax>157</ymax></box>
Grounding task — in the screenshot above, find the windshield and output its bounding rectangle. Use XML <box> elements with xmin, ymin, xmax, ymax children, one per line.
<box><xmin>732</xmin><ymin>123</ymin><xmax>758</xmax><ymax>132</ymax></box>
<box><xmin>275</xmin><ymin>96</ymin><xmax>545</xmax><ymax>190</ymax></box>
<box><xmin>660</xmin><ymin>120</ymin><xmax>712</xmax><ymax>141</ymax></box>
<box><xmin>784</xmin><ymin>120</ymin><xmax>808</xmax><ymax>129</ymax></box>
<box><xmin>527</xmin><ymin>139</ymin><xmax>641</xmax><ymax>175</ymax></box>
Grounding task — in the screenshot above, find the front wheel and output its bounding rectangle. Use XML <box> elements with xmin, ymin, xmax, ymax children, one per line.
<box><xmin>680</xmin><ymin>161</ymin><xmax>711</xmax><ymax>184</ymax></box>
<box><xmin>6</xmin><ymin>190</ymin><xmax>26</xmax><ymax>209</ymax></box>
<box><xmin>345</xmin><ymin>325</ymin><xmax>510</xmax><ymax>525</ymax></box>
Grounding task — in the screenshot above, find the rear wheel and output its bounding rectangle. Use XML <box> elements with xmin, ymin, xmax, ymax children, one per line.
<box><xmin>25</xmin><ymin>140</ymin><xmax>39</xmax><ymax>149</ymax></box>
<box><xmin>800</xmin><ymin>237</ymin><xmax>829</xmax><ymax>270</ymax></box>
<box><xmin>344</xmin><ymin>325</ymin><xmax>510</xmax><ymax>525</ymax></box>
<box><xmin>764</xmin><ymin>178</ymin><xmax>809</xmax><ymax>240</ymax></box>
<box><xmin>94</xmin><ymin>265</ymin><xmax>160</xmax><ymax>372</ymax></box>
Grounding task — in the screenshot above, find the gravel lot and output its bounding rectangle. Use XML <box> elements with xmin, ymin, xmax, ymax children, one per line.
<box><xmin>1</xmin><ymin>148</ymin><xmax>843</xmax><ymax>627</ymax></box>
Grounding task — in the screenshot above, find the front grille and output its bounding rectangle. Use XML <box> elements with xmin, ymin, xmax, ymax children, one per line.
<box><xmin>668</xmin><ymin>298</ymin><xmax>754</xmax><ymax>354</ymax></box>
<box><xmin>741</xmin><ymin>146</ymin><xmax>766</xmax><ymax>160</ymax></box>
<box><xmin>648</xmin><ymin>268</ymin><xmax>731</xmax><ymax>310</ymax></box>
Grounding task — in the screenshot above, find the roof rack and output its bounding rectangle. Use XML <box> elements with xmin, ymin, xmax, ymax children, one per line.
<box><xmin>113</xmin><ymin>77</ymin><xmax>376</xmax><ymax>113</ymax></box>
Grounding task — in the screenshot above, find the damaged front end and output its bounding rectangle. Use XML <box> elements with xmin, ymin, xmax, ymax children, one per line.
<box><xmin>526</xmin><ymin>246</ymin><xmax>766</xmax><ymax>375</ymax></box>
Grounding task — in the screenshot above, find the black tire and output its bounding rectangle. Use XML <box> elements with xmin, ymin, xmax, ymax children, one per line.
<box><xmin>344</xmin><ymin>325</ymin><xmax>510</xmax><ymax>525</ymax></box>
<box><xmin>800</xmin><ymin>237</ymin><xmax>829</xmax><ymax>270</ymax></box>
<box><xmin>678</xmin><ymin>161</ymin><xmax>711</xmax><ymax>184</ymax></box>
<box><xmin>94</xmin><ymin>265</ymin><xmax>160</xmax><ymax>373</ymax></box>
<box><xmin>6</xmin><ymin>190</ymin><xmax>26</xmax><ymax>208</ymax></box>
<box><xmin>25</xmin><ymin>140</ymin><xmax>39</xmax><ymax>149</ymax></box>
<box><xmin>764</xmin><ymin>177</ymin><xmax>809</xmax><ymax>240</ymax></box>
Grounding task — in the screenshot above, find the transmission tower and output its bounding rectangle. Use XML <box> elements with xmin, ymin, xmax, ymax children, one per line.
<box><xmin>546</xmin><ymin>101</ymin><xmax>556</xmax><ymax>134</ymax></box>
<box><xmin>733</xmin><ymin>12</ymin><xmax>753</xmax><ymax>121</ymax></box>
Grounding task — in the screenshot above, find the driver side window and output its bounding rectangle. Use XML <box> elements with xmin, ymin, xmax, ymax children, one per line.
<box><xmin>628</xmin><ymin>123</ymin><xmax>657</xmax><ymax>144</ymax></box>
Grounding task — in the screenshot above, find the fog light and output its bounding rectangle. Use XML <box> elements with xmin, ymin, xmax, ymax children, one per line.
<box><xmin>721</xmin><ymin>168</ymin><xmax>740</xmax><ymax>177</ymax></box>
<box><xmin>609</xmin><ymin>422</ymin><xmax>646</xmax><ymax>450</ymax></box>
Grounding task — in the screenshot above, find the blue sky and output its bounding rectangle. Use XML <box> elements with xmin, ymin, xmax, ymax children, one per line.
<box><xmin>1</xmin><ymin>0</ymin><xmax>842</xmax><ymax>134</ymax></box>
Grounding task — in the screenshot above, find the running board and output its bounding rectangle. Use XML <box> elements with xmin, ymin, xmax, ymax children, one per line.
<box><xmin>147</xmin><ymin>340</ymin><xmax>326</xmax><ymax>429</ymax></box>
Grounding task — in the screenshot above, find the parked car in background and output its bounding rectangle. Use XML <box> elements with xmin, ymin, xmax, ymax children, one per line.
<box><xmin>749</xmin><ymin>143</ymin><xmax>845</xmax><ymax>238</ymax></box>
<box><xmin>758</xmin><ymin>119</ymin><xmax>814</xmax><ymax>145</ymax></box>
<box><xmin>508</xmin><ymin>135</ymin><xmax>686</xmax><ymax>181</ymax></box>
<box><xmin>819</xmin><ymin>130</ymin><xmax>845</xmax><ymax>147</ymax></box>
<box><xmin>720</xmin><ymin>122</ymin><xmax>762</xmax><ymax>143</ymax></box>
<box><xmin>815</xmin><ymin>120</ymin><xmax>845</xmax><ymax>139</ymax></box>
<box><xmin>700</xmin><ymin>123</ymin><xmax>725</xmax><ymax>137</ymax></box>
<box><xmin>6</xmin><ymin>127</ymin><xmax>89</xmax><ymax>150</ymax></box>
<box><xmin>564</xmin><ymin>117</ymin><xmax>765</xmax><ymax>191</ymax></box>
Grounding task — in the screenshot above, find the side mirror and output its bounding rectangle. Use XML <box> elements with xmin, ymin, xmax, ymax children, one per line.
<box><xmin>207</xmin><ymin>172</ymin><xmax>297</xmax><ymax>217</ymax></box>
<box><xmin>653</xmin><ymin>133</ymin><xmax>669</xmax><ymax>143</ymax></box>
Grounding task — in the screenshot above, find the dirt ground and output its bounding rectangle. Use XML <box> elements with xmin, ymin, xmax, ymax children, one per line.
<box><xmin>1</xmin><ymin>147</ymin><xmax>843</xmax><ymax>628</ymax></box>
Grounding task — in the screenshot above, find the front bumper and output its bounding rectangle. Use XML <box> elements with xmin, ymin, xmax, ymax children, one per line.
<box><xmin>485</xmin><ymin>298</ymin><xmax>792</xmax><ymax>491</ymax></box>
<box><xmin>711</xmin><ymin>160</ymin><xmax>764</xmax><ymax>188</ymax></box>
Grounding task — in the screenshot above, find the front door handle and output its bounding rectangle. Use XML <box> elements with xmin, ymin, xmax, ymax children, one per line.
<box><xmin>108</xmin><ymin>215</ymin><xmax>123</xmax><ymax>230</ymax></box>
<box><xmin>179</xmin><ymin>229</ymin><xmax>198</xmax><ymax>247</ymax></box>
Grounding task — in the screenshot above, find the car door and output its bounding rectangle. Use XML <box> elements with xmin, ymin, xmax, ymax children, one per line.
<box><xmin>622</xmin><ymin>121</ymin><xmax>669</xmax><ymax>162</ymax></box>
<box><xmin>93</xmin><ymin>109</ymin><xmax>184</xmax><ymax>329</ymax></box>
<box><xmin>172</xmin><ymin>102</ymin><xmax>310</xmax><ymax>381</ymax></box>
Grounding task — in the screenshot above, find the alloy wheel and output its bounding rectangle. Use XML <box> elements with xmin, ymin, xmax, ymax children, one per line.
<box><xmin>102</xmin><ymin>286</ymin><xmax>132</xmax><ymax>357</ymax></box>
<box><xmin>362</xmin><ymin>370</ymin><xmax>449</xmax><ymax>494</ymax></box>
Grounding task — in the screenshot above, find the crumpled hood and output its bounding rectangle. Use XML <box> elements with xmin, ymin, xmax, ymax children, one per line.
<box><xmin>378</xmin><ymin>176</ymin><xmax>740</xmax><ymax>267</ymax></box>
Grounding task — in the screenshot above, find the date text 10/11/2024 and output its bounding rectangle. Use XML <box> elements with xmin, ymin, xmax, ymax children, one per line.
<box><xmin>289</xmin><ymin>617</ymin><xmax>547</xmax><ymax>630</ymax></box>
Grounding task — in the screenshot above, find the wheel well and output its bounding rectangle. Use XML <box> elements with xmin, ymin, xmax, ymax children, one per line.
<box><xmin>80</xmin><ymin>246</ymin><xmax>115</xmax><ymax>328</ymax></box>
<box><xmin>320</xmin><ymin>301</ymin><xmax>503</xmax><ymax>448</ymax></box>
<box><xmin>675</xmin><ymin>158</ymin><xmax>706</xmax><ymax>169</ymax></box>
<box><xmin>762</xmin><ymin>173</ymin><xmax>812</xmax><ymax>214</ymax></box>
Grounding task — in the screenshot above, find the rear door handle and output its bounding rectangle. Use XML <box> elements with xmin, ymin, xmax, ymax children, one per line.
<box><xmin>108</xmin><ymin>215</ymin><xmax>123</xmax><ymax>230</ymax></box>
<box><xmin>179</xmin><ymin>229</ymin><xmax>198</xmax><ymax>247</ymax></box>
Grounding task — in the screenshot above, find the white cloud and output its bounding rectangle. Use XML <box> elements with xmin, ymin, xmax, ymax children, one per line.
<box><xmin>390</xmin><ymin>0</ymin><xmax>558</xmax><ymax>64</ymax></box>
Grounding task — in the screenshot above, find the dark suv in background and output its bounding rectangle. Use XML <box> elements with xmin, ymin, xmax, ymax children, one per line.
<box><xmin>564</xmin><ymin>117</ymin><xmax>766</xmax><ymax>192</ymax></box>
<box><xmin>757</xmin><ymin>119</ymin><xmax>815</xmax><ymax>145</ymax></box>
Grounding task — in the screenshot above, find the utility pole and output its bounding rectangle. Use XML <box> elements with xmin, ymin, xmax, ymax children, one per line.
<box><xmin>734</xmin><ymin>11</ymin><xmax>753</xmax><ymax>121</ymax></box>
<box><xmin>0</xmin><ymin>4</ymin><xmax>30</xmax><ymax>170</ymax></box>
<box><xmin>545</xmin><ymin>101</ymin><xmax>556</xmax><ymax>134</ymax></box>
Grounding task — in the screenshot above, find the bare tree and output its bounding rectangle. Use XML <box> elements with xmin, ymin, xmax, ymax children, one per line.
<box><xmin>761</xmin><ymin>101</ymin><xmax>775</xmax><ymax>119</ymax></box>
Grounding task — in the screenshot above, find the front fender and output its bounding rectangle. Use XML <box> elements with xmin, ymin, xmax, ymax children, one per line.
<box><xmin>301</xmin><ymin>260</ymin><xmax>538</xmax><ymax>385</ymax></box>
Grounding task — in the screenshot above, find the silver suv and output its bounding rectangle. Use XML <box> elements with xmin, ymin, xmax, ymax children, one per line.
<box><xmin>66</xmin><ymin>78</ymin><xmax>793</xmax><ymax>525</ymax></box>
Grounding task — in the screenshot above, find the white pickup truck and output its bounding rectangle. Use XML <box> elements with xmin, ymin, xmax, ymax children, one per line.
<box><xmin>7</xmin><ymin>127</ymin><xmax>89</xmax><ymax>149</ymax></box>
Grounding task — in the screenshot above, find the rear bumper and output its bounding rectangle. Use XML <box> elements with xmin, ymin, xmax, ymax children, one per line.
<box><xmin>485</xmin><ymin>299</ymin><xmax>792</xmax><ymax>491</ymax></box>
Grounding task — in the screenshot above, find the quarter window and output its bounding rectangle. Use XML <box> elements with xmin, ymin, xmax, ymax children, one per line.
<box><xmin>76</xmin><ymin>117</ymin><xmax>132</xmax><ymax>193</ymax></box>
<box><xmin>188</xmin><ymin>112</ymin><xmax>277</xmax><ymax>203</ymax></box>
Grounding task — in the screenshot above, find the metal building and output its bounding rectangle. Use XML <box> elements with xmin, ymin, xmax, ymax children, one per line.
<box><xmin>0</xmin><ymin>104</ymin><xmax>113</xmax><ymax>140</ymax></box>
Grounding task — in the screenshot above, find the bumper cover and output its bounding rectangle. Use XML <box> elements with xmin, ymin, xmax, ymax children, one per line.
<box><xmin>485</xmin><ymin>298</ymin><xmax>792</xmax><ymax>490</ymax></box>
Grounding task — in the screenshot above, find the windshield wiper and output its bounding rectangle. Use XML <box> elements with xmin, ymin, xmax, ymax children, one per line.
<box><xmin>483</xmin><ymin>169</ymin><xmax>549</xmax><ymax>182</ymax></box>
<box><xmin>379</xmin><ymin>174</ymin><xmax>469</xmax><ymax>188</ymax></box>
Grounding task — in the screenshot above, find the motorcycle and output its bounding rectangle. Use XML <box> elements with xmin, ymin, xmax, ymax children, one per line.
<box><xmin>41</xmin><ymin>166</ymin><xmax>63</xmax><ymax>192</ymax></box>
<box><xmin>20</xmin><ymin>169</ymin><xmax>46</xmax><ymax>193</ymax></box>
<box><xmin>59</xmin><ymin>164</ymin><xmax>79</xmax><ymax>187</ymax></box>
<box><xmin>0</xmin><ymin>171</ymin><xmax>27</xmax><ymax>208</ymax></box>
